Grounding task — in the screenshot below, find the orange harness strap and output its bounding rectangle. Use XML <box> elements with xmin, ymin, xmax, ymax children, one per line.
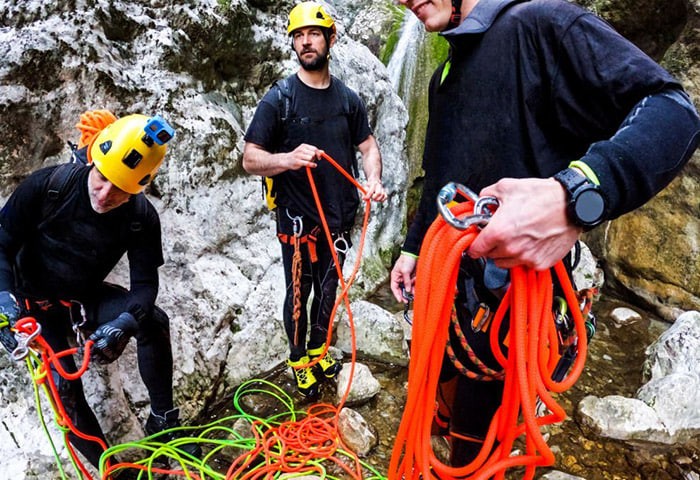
<box><xmin>277</xmin><ymin>227</ymin><xmax>319</xmax><ymax>263</ymax></box>
<box><xmin>279</xmin><ymin>225</ymin><xmax>322</xmax><ymax>346</ymax></box>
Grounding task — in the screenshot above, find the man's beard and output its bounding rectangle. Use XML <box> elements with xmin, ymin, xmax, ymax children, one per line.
<box><xmin>297</xmin><ymin>49</ymin><xmax>329</xmax><ymax>71</ymax></box>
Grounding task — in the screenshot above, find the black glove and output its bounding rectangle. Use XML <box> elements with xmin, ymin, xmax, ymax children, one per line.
<box><xmin>88</xmin><ymin>312</ymin><xmax>138</xmax><ymax>364</ymax></box>
<box><xmin>0</xmin><ymin>291</ymin><xmax>20</xmax><ymax>354</ymax></box>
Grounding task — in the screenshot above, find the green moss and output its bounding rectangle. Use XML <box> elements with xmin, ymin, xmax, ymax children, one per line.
<box><xmin>379</xmin><ymin>4</ymin><xmax>408</xmax><ymax>65</ymax></box>
<box><xmin>404</xmin><ymin>33</ymin><xmax>449</xmax><ymax>180</ymax></box>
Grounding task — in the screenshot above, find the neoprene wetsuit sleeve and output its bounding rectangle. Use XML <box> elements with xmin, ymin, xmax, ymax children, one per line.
<box><xmin>125</xmin><ymin>201</ymin><xmax>163</xmax><ymax>322</ymax></box>
<box><xmin>580</xmin><ymin>87</ymin><xmax>700</xmax><ymax>219</ymax></box>
<box><xmin>0</xmin><ymin>169</ymin><xmax>48</xmax><ymax>292</ymax></box>
<box><xmin>0</xmin><ymin>227</ymin><xmax>19</xmax><ymax>292</ymax></box>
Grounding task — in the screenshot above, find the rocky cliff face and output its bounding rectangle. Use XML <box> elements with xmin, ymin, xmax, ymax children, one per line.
<box><xmin>0</xmin><ymin>0</ymin><xmax>407</xmax><ymax>475</ymax></box>
<box><xmin>0</xmin><ymin>0</ymin><xmax>698</xmax><ymax>477</ymax></box>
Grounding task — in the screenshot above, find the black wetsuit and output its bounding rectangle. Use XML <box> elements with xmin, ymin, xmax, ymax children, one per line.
<box><xmin>0</xmin><ymin>163</ymin><xmax>174</xmax><ymax>467</ymax></box>
<box><xmin>244</xmin><ymin>74</ymin><xmax>372</xmax><ymax>359</ymax></box>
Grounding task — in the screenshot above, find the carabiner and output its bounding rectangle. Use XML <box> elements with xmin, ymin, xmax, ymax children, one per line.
<box><xmin>334</xmin><ymin>235</ymin><xmax>350</xmax><ymax>256</ymax></box>
<box><xmin>11</xmin><ymin>321</ymin><xmax>42</xmax><ymax>361</ymax></box>
<box><xmin>286</xmin><ymin>209</ymin><xmax>304</xmax><ymax>238</ymax></box>
<box><xmin>436</xmin><ymin>182</ymin><xmax>499</xmax><ymax>230</ymax></box>
<box><xmin>401</xmin><ymin>286</ymin><xmax>414</xmax><ymax>325</ymax></box>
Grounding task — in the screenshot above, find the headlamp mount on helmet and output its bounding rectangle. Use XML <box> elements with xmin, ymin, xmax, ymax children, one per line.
<box><xmin>143</xmin><ymin>115</ymin><xmax>175</xmax><ymax>147</ymax></box>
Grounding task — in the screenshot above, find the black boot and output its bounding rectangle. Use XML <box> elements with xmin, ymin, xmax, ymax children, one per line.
<box><xmin>144</xmin><ymin>408</ymin><xmax>202</xmax><ymax>459</ymax></box>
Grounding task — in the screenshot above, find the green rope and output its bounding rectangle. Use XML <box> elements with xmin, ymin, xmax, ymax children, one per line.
<box><xmin>27</xmin><ymin>354</ymin><xmax>71</xmax><ymax>480</ymax></box>
<box><xmin>99</xmin><ymin>378</ymin><xmax>389</xmax><ymax>479</ymax></box>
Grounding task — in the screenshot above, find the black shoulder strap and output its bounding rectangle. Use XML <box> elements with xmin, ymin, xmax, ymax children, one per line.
<box><xmin>334</xmin><ymin>76</ymin><xmax>352</xmax><ymax>117</ymax></box>
<box><xmin>275</xmin><ymin>76</ymin><xmax>293</xmax><ymax>122</ymax></box>
<box><xmin>45</xmin><ymin>143</ymin><xmax>90</xmax><ymax>205</ymax></box>
<box><xmin>129</xmin><ymin>194</ymin><xmax>147</xmax><ymax>233</ymax></box>
<box><xmin>45</xmin><ymin>163</ymin><xmax>83</xmax><ymax>205</ymax></box>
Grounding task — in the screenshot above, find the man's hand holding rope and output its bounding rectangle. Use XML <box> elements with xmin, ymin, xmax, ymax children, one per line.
<box><xmin>468</xmin><ymin>177</ymin><xmax>582</xmax><ymax>270</ymax></box>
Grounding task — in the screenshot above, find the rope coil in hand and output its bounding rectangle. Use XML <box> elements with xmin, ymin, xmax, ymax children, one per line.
<box><xmin>389</xmin><ymin>197</ymin><xmax>588</xmax><ymax>480</ymax></box>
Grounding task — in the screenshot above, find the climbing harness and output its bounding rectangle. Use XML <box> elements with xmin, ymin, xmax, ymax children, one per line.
<box><xmin>389</xmin><ymin>182</ymin><xmax>590</xmax><ymax>480</ymax></box>
<box><xmin>23</xmin><ymin>297</ymin><xmax>89</xmax><ymax>346</ymax></box>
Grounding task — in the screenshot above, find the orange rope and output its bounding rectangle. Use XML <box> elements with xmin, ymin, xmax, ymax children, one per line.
<box><xmin>14</xmin><ymin>316</ymin><xmax>109</xmax><ymax>479</ymax></box>
<box><xmin>388</xmin><ymin>200</ymin><xmax>588</xmax><ymax>479</ymax></box>
<box><xmin>75</xmin><ymin>109</ymin><xmax>117</xmax><ymax>149</ymax></box>
<box><xmin>292</xmin><ymin>233</ymin><xmax>303</xmax><ymax>346</ymax></box>
<box><xmin>225</xmin><ymin>152</ymin><xmax>373</xmax><ymax>480</ymax></box>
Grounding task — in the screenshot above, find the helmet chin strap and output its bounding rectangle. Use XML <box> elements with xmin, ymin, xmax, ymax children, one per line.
<box><xmin>447</xmin><ymin>0</ymin><xmax>462</xmax><ymax>29</ymax></box>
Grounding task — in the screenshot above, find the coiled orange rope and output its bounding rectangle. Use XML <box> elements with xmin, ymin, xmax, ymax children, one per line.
<box><xmin>75</xmin><ymin>109</ymin><xmax>117</xmax><ymax>149</ymax></box>
<box><xmin>389</xmin><ymin>200</ymin><xmax>588</xmax><ymax>480</ymax></box>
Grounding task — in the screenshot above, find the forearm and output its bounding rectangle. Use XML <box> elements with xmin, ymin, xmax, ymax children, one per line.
<box><xmin>359</xmin><ymin>136</ymin><xmax>382</xmax><ymax>183</ymax></box>
<box><xmin>242</xmin><ymin>142</ymin><xmax>290</xmax><ymax>177</ymax></box>
<box><xmin>126</xmin><ymin>279</ymin><xmax>158</xmax><ymax>321</ymax></box>
<box><xmin>581</xmin><ymin>88</ymin><xmax>700</xmax><ymax>219</ymax></box>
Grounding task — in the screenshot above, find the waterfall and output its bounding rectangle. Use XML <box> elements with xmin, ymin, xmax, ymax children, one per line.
<box><xmin>386</xmin><ymin>11</ymin><xmax>424</xmax><ymax>102</ymax></box>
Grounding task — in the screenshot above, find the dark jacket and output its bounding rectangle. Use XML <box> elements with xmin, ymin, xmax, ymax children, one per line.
<box><xmin>403</xmin><ymin>0</ymin><xmax>700</xmax><ymax>254</ymax></box>
<box><xmin>0</xmin><ymin>163</ymin><xmax>164</xmax><ymax>317</ymax></box>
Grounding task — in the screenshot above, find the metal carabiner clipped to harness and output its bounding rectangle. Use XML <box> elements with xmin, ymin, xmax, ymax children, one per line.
<box><xmin>436</xmin><ymin>182</ymin><xmax>499</xmax><ymax>230</ymax></box>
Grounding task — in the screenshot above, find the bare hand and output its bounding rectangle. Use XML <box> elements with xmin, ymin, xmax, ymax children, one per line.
<box><xmin>286</xmin><ymin>143</ymin><xmax>322</xmax><ymax>170</ymax></box>
<box><xmin>363</xmin><ymin>179</ymin><xmax>387</xmax><ymax>202</ymax></box>
<box><xmin>390</xmin><ymin>254</ymin><xmax>417</xmax><ymax>303</ymax></box>
<box><xmin>467</xmin><ymin>177</ymin><xmax>582</xmax><ymax>270</ymax></box>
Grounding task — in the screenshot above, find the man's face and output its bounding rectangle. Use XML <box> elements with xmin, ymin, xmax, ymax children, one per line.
<box><xmin>292</xmin><ymin>26</ymin><xmax>333</xmax><ymax>71</ymax></box>
<box><xmin>87</xmin><ymin>166</ymin><xmax>132</xmax><ymax>214</ymax></box>
<box><xmin>399</xmin><ymin>0</ymin><xmax>455</xmax><ymax>32</ymax></box>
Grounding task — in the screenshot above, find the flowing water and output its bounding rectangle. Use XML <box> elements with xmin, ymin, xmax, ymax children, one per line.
<box><xmin>386</xmin><ymin>13</ymin><xmax>424</xmax><ymax>101</ymax></box>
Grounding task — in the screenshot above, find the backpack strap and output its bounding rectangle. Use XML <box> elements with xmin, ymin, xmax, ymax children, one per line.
<box><xmin>45</xmin><ymin>163</ymin><xmax>83</xmax><ymax>207</ymax></box>
<box><xmin>275</xmin><ymin>76</ymin><xmax>293</xmax><ymax>122</ymax></box>
<box><xmin>43</xmin><ymin>158</ymin><xmax>147</xmax><ymax>233</ymax></box>
<box><xmin>334</xmin><ymin>76</ymin><xmax>352</xmax><ymax>117</ymax></box>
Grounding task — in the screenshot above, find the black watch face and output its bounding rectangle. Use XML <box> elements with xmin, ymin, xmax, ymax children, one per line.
<box><xmin>574</xmin><ymin>188</ymin><xmax>605</xmax><ymax>225</ymax></box>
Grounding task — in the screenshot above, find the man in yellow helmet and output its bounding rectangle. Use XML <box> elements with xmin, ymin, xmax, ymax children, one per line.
<box><xmin>243</xmin><ymin>2</ymin><xmax>387</xmax><ymax>397</ymax></box>
<box><xmin>0</xmin><ymin>112</ymin><xmax>201</xmax><ymax>473</ymax></box>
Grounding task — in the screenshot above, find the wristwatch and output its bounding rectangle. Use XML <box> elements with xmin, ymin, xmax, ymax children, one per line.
<box><xmin>553</xmin><ymin>168</ymin><xmax>606</xmax><ymax>229</ymax></box>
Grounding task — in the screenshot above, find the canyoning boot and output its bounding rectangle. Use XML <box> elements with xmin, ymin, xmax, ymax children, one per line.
<box><xmin>308</xmin><ymin>344</ymin><xmax>342</xmax><ymax>379</ymax></box>
<box><xmin>144</xmin><ymin>408</ymin><xmax>203</xmax><ymax>459</ymax></box>
<box><xmin>288</xmin><ymin>356</ymin><xmax>319</xmax><ymax>397</ymax></box>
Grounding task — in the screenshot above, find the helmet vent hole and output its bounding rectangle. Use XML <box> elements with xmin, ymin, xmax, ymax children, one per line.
<box><xmin>99</xmin><ymin>141</ymin><xmax>112</xmax><ymax>154</ymax></box>
<box><xmin>123</xmin><ymin>149</ymin><xmax>143</xmax><ymax>169</ymax></box>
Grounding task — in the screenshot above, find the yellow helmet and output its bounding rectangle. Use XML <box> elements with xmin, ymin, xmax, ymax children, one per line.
<box><xmin>287</xmin><ymin>2</ymin><xmax>335</xmax><ymax>35</ymax></box>
<box><xmin>88</xmin><ymin>114</ymin><xmax>174</xmax><ymax>194</ymax></box>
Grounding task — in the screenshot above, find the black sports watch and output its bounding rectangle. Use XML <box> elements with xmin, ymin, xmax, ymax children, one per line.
<box><xmin>553</xmin><ymin>168</ymin><xmax>606</xmax><ymax>229</ymax></box>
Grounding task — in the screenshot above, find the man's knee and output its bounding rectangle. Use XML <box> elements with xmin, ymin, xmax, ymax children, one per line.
<box><xmin>136</xmin><ymin>305</ymin><xmax>170</xmax><ymax>342</ymax></box>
